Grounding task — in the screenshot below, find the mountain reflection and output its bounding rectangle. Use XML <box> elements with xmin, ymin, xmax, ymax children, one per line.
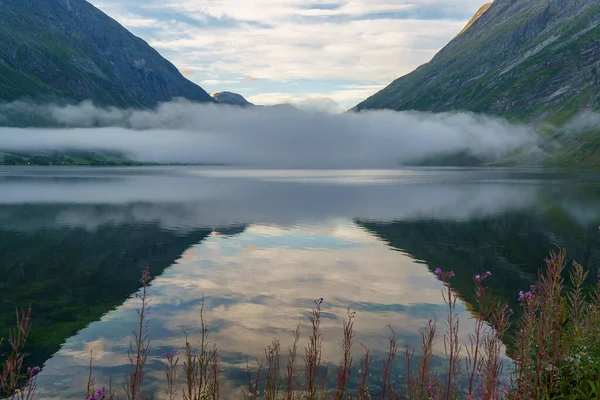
<box><xmin>0</xmin><ymin>213</ymin><xmax>242</xmax><ymax>370</ymax></box>
<box><xmin>33</xmin><ymin>222</ymin><xmax>481</xmax><ymax>399</ymax></box>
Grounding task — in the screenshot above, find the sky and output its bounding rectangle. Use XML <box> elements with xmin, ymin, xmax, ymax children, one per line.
<box><xmin>88</xmin><ymin>0</ymin><xmax>487</xmax><ymax>111</ymax></box>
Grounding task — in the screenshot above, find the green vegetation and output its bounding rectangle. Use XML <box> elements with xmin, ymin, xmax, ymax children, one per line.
<box><xmin>552</xmin><ymin>130</ymin><xmax>600</xmax><ymax>167</ymax></box>
<box><xmin>0</xmin><ymin>150</ymin><xmax>153</xmax><ymax>166</ymax></box>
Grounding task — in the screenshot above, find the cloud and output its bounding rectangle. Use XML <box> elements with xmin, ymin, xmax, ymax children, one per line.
<box><xmin>110</xmin><ymin>14</ymin><xmax>160</xmax><ymax>28</ymax></box>
<box><xmin>146</xmin><ymin>18</ymin><xmax>462</xmax><ymax>83</ymax></box>
<box><xmin>243</xmin><ymin>75</ymin><xmax>260</xmax><ymax>83</ymax></box>
<box><xmin>0</xmin><ymin>100</ymin><xmax>536</xmax><ymax>168</ymax></box>
<box><xmin>88</xmin><ymin>0</ymin><xmax>486</xmax><ymax>106</ymax></box>
<box><xmin>562</xmin><ymin>111</ymin><xmax>600</xmax><ymax>134</ymax></box>
<box><xmin>178</xmin><ymin>67</ymin><xmax>197</xmax><ymax>76</ymax></box>
<box><xmin>200</xmin><ymin>79</ymin><xmax>241</xmax><ymax>85</ymax></box>
<box><xmin>247</xmin><ymin>84</ymin><xmax>386</xmax><ymax>109</ymax></box>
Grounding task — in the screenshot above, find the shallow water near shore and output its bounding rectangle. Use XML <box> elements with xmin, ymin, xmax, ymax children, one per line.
<box><xmin>1</xmin><ymin>166</ymin><xmax>599</xmax><ymax>398</ymax></box>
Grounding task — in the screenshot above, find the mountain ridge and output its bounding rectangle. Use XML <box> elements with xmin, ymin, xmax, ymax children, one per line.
<box><xmin>0</xmin><ymin>0</ymin><xmax>215</xmax><ymax>108</ymax></box>
<box><xmin>353</xmin><ymin>0</ymin><xmax>600</xmax><ymax>125</ymax></box>
<box><xmin>457</xmin><ymin>2</ymin><xmax>492</xmax><ymax>36</ymax></box>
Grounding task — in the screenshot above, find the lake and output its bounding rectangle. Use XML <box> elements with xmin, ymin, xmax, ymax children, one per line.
<box><xmin>1</xmin><ymin>166</ymin><xmax>599</xmax><ymax>399</ymax></box>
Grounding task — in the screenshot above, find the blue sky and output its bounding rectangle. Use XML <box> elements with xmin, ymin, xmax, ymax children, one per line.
<box><xmin>90</xmin><ymin>0</ymin><xmax>487</xmax><ymax>111</ymax></box>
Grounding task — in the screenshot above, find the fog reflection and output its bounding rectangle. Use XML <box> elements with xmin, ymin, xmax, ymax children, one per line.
<box><xmin>0</xmin><ymin>167</ymin><xmax>549</xmax><ymax>233</ymax></box>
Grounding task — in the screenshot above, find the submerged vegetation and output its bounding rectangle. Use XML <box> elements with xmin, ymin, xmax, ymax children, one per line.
<box><xmin>2</xmin><ymin>247</ymin><xmax>600</xmax><ymax>399</ymax></box>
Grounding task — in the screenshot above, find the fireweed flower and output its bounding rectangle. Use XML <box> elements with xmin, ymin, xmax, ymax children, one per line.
<box><xmin>435</xmin><ymin>269</ymin><xmax>454</xmax><ymax>279</ymax></box>
<box><xmin>518</xmin><ymin>290</ymin><xmax>535</xmax><ymax>303</ymax></box>
<box><xmin>475</xmin><ymin>271</ymin><xmax>491</xmax><ymax>283</ymax></box>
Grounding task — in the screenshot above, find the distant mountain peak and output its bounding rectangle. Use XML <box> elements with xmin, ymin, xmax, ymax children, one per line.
<box><xmin>212</xmin><ymin>91</ymin><xmax>254</xmax><ymax>107</ymax></box>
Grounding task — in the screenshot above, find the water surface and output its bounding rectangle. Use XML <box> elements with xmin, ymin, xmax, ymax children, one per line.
<box><xmin>1</xmin><ymin>166</ymin><xmax>599</xmax><ymax>398</ymax></box>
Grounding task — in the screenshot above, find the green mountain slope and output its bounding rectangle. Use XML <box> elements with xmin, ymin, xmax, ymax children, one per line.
<box><xmin>354</xmin><ymin>0</ymin><xmax>600</xmax><ymax>125</ymax></box>
<box><xmin>0</xmin><ymin>0</ymin><xmax>215</xmax><ymax>108</ymax></box>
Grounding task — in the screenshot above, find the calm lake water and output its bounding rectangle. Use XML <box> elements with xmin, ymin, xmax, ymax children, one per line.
<box><xmin>1</xmin><ymin>166</ymin><xmax>599</xmax><ymax>399</ymax></box>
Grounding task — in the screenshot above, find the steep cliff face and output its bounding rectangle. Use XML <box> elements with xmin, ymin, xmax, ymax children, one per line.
<box><xmin>354</xmin><ymin>0</ymin><xmax>600</xmax><ymax>124</ymax></box>
<box><xmin>0</xmin><ymin>0</ymin><xmax>215</xmax><ymax>107</ymax></box>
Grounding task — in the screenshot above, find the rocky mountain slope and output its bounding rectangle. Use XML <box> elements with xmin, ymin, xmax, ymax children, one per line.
<box><xmin>354</xmin><ymin>0</ymin><xmax>600</xmax><ymax>125</ymax></box>
<box><xmin>212</xmin><ymin>91</ymin><xmax>254</xmax><ymax>107</ymax></box>
<box><xmin>457</xmin><ymin>3</ymin><xmax>492</xmax><ymax>36</ymax></box>
<box><xmin>0</xmin><ymin>0</ymin><xmax>215</xmax><ymax>107</ymax></box>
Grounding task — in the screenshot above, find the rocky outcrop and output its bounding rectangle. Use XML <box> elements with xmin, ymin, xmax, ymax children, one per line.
<box><xmin>212</xmin><ymin>91</ymin><xmax>254</xmax><ymax>107</ymax></box>
<box><xmin>353</xmin><ymin>0</ymin><xmax>600</xmax><ymax>125</ymax></box>
<box><xmin>0</xmin><ymin>0</ymin><xmax>215</xmax><ymax>107</ymax></box>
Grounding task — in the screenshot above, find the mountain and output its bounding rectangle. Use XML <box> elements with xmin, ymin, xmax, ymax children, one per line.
<box><xmin>457</xmin><ymin>3</ymin><xmax>492</xmax><ymax>36</ymax></box>
<box><xmin>0</xmin><ymin>0</ymin><xmax>215</xmax><ymax>107</ymax></box>
<box><xmin>211</xmin><ymin>92</ymin><xmax>302</xmax><ymax>110</ymax></box>
<box><xmin>353</xmin><ymin>0</ymin><xmax>600</xmax><ymax>125</ymax></box>
<box><xmin>212</xmin><ymin>91</ymin><xmax>254</xmax><ymax>107</ymax></box>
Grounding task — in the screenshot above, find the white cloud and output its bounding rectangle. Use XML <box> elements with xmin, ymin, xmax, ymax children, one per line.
<box><xmin>200</xmin><ymin>79</ymin><xmax>241</xmax><ymax>85</ymax></box>
<box><xmin>110</xmin><ymin>14</ymin><xmax>160</xmax><ymax>28</ymax></box>
<box><xmin>247</xmin><ymin>84</ymin><xmax>386</xmax><ymax>109</ymax></box>
<box><xmin>148</xmin><ymin>18</ymin><xmax>462</xmax><ymax>83</ymax></box>
<box><xmin>89</xmin><ymin>0</ymin><xmax>486</xmax><ymax>105</ymax></box>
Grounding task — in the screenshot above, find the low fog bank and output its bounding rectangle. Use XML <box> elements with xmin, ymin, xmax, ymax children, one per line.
<box><xmin>0</xmin><ymin>100</ymin><xmax>536</xmax><ymax>168</ymax></box>
<box><xmin>562</xmin><ymin>112</ymin><xmax>600</xmax><ymax>134</ymax></box>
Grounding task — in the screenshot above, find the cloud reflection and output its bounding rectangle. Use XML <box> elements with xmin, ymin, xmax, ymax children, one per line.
<box><xmin>34</xmin><ymin>222</ymin><xmax>490</xmax><ymax>399</ymax></box>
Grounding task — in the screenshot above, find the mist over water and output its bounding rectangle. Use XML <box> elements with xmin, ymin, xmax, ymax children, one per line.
<box><xmin>1</xmin><ymin>167</ymin><xmax>599</xmax><ymax>233</ymax></box>
<box><xmin>0</xmin><ymin>100</ymin><xmax>536</xmax><ymax>167</ymax></box>
<box><xmin>0</xmin><ymin>167</ymin><xmax>538</xmax><ymax>231</ymax></box>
